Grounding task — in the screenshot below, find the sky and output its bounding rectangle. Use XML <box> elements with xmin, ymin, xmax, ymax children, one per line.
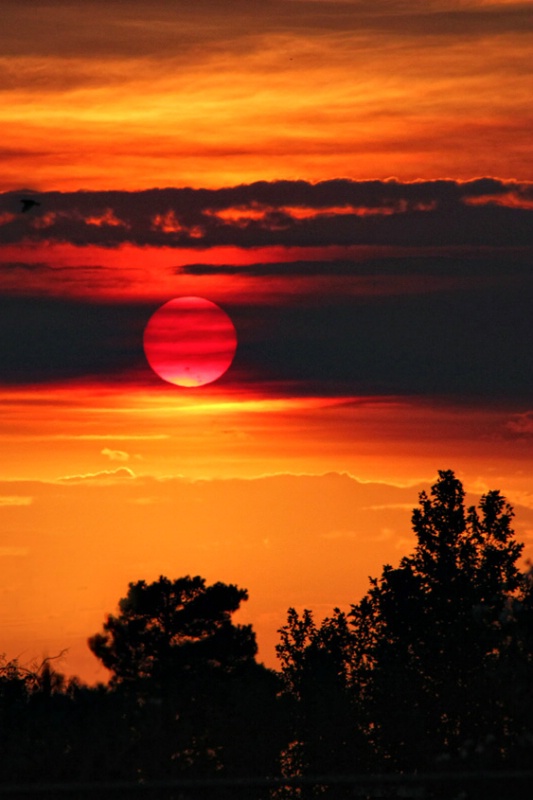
<box><xmin>1</xmin><ymin>0</ymin><xmax>533</xmax><ymax>683</ymax></box>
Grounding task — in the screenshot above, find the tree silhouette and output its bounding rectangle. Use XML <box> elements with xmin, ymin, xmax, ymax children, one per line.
<box><xmin>0</xmin><ymin>654</ymin><xmax>93</xmax><ymax>783</ymax></box>
<box><xmin>89</xmin><ymin>575</ymin><xmax>285</xmax><ymax>782</ymax></box>
<box><xmin>277</xmin><ymin>607</ymin><xmax>372</xmax><ymax>792</ymax></box>
<box><xmin>88</xmin><ymin>575</ymin><xmax>257</xmax><ymax>686</ymax></box>
<box><xmin>278</xmin><ymin>470</ymin><xmax>532</xmax><ymax>777</ymax></box>
<box><xmin>1</xmin><ymin>474</ymin><xmax>532</xmax><ymax>790</ymax></box>
<box><xmin>353</xmin><ymin>470</ymin><xmax>524</xmax><ymax>769</ymax></box>
<box><xmin>344</xmin><ymin>471</ymin><xmax>522</xmax><ymax>769</ymax></box>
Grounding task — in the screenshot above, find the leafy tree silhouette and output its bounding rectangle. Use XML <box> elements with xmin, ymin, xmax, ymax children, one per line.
<box><xmin>277</xmin><ymin>607</ymin><xmax>372</xmax><ymax>797</ymax></box>
<box><xmin>89</xmin><ymin>575</ymin><xmax>257</xmax><ymax>685</ymax></box>
<box><xmin>278</xmin><ymin>470</ymin><xmax>532</xmax><ymax>780</ymax></box>
<box><xmin>89</xmin><ymin>575</ymin><xmax>286</xmax><ymax>782</ymax></box>
<box><xmin>355</xmin><ymin>469</ymin><xmax>524</xmax><ymax>770</ymax></box>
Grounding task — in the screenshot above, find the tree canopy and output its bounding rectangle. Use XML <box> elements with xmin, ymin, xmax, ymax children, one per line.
<box><xmin>88</xmin><ymin>575</ymin><xmax>257</xmax><ymax>685</ymax></box>
<box><xmin>278</xmin><ymin>470</ymin><xmax>532</xmax><ymax>775</ymax></box>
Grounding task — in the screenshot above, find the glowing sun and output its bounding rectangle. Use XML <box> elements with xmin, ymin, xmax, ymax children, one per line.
<box><xmin>143</xmin><ymin>296</ymin><xmax>237</xmax><ymax>387</ymax></box>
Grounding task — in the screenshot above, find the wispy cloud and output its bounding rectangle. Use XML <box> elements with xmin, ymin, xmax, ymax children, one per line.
<box><xmin>0</xmin><ymin>496</ymin><xmax>33</xmax><ymax>506</ymax></box>
<box><xmin>505</xmin><ymin>412</ymin><xmax>533</xmax><ymax>436</ymax></box>
<box><xmin>2</xmin><ymin>3</ymin><xmax>531</xmax><ymax>189</ymax></box>
<box><xmin>101</xmin><ymin>448</ymin><xmax>130</xmax><ymax>462</ymax></box>
<box><xmin>57</xmin><ymin>467</ymin><xmax>135</xmax><ymax>483</ymax></box>
<box><xmin>3</xmin><ymin>2</ymin><xmax>532</xmax><ymax>64</ymax></box>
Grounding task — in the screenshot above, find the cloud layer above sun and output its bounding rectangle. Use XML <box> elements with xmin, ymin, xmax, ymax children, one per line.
<box><xmin>2</xmin><ymin>178</ymin><xmax>533</xmax><ymax>247</ymax></box>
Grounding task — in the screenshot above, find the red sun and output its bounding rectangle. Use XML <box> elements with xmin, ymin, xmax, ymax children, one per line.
<box><xmin>143</xmin><ymin>296</ymin><xmax>237</xmax><ymax>387</ymax></box>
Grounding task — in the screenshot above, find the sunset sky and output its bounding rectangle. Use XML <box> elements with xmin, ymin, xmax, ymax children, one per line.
<box><xmin>1</xmin><ymin>0</ymin><xmax>533</xmax><ymax>683</ymax></box>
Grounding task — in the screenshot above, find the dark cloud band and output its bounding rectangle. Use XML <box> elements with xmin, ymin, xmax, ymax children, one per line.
<box><xmin>1</xmin><ymin>282</ymin><xmax>532</xmax><ymax>402</ymax></box>
<box><xmin>2</xmin><ymin>178</ymin><xmax>533</xmax><ymax>248</ymax></box>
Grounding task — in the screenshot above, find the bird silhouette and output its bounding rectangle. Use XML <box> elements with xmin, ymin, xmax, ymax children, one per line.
<box><xmin>20</xmin><ymin>198</ymin><xmax>41</xmax><ymax>213</ymax></box>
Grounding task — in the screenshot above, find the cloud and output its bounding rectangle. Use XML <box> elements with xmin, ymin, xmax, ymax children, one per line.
<box><xmin>230</xmin><ymin>285</ymin><xmax>533</xmax><ymax>399</ymax></box>
<box><xmin>2</xmin><ymin>2</ymin><xmax>532</xmax><ymax>64</ymax></box>
<box><xmin>57</xmin><ymin>468</ymin><xmax>136</xmax><ymax>483</ymax></box>
<box><xmin>2</xmin><ymin>179</ymin><xmax>533</xmax><ymax>248</ymax></box>
<box><xmin>0</xmin><ymin>496</ymin><xmax>33</xmax><ymax>506</ymax></box>
<box><xmin>131</xmin><ymin>496</ymin><xmax>168</xmax><ymax>505</ymax></box>
<box><xmin>0</xmin><ymin>295</ymin><xmax>150</xmax><ymax>384</ymax></box>
<box><xmin>179</xmin><ymin>254</ymin><xmax>532</xmax><ymax>280</ymax></box>
<box><xmin>101</xmin><ymin>448</ymin><xmax>130</xmax><ymax>462</ymax></box>
<box><xmin>505</xmin><ymin>412</ymin><xmax>533</xmax><ymax>436</ymax></box>
<box><xmin>0</xmin><ymin>261</ymin><xmax>51</xmax><ymax>272</ymax></box>
<box><xmin>1</xmin><ymin>4</ymin><xmax>531</xmax><ymax>192</ymax></box>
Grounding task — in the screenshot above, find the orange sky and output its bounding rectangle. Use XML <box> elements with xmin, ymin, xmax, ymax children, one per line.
<box><xmin>2</xmin><ymin>1</ymin><xmax>533</xmax><ymax>190</ymax></box>
<box><xmin>2</xmin><ymin>374</ymin><xmax>533</xmax><ymax>681</ymax></box>
<box><xmin>1</xmin><ymin>0</ymin><xmax>533</xmax><ymax>683</ymax></box>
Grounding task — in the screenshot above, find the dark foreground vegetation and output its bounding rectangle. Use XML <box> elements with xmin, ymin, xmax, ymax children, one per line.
<box><xmin>1</xmin><ymin>470</ymin><xmax>533</xmax><ymax>797</ymax></box>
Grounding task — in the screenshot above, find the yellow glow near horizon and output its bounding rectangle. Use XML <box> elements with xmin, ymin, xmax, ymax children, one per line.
<box><xmin>2</xmin><ymin>382</ymin><xmax>533</xmax><ymax>488</ymax></box>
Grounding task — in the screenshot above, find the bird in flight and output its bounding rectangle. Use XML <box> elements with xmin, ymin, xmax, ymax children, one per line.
<box><xmin>20</xmin><ymin>198</ymin><xmax>41</xmax><ymax>213</ymax></box>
